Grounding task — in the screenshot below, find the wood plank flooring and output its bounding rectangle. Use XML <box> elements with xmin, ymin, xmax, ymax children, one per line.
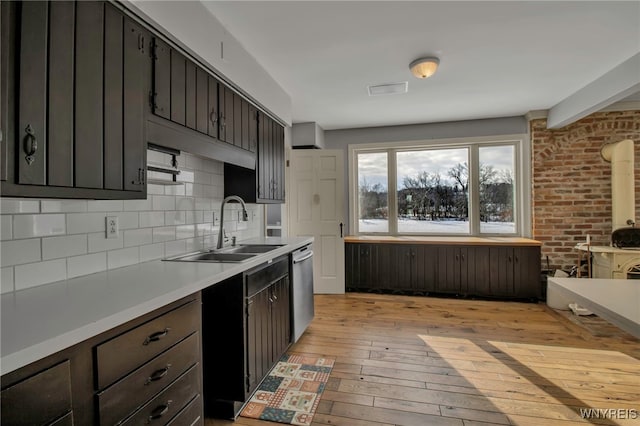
<box><xmin>206</xmin><ymin>293</ymin><xmax>640</xmax><ymax>426</ymax></box>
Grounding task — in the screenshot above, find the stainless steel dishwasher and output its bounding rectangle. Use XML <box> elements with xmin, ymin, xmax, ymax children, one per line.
<box><xmin>291</xmin><ymin>244</ymin><xmax>314</xmax><ymax>342</ymax></box>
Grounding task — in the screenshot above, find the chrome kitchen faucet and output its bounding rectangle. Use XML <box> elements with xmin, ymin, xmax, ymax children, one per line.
<box><xmin>217</xmin><ymin>195</ymin><xmax>248</xmax><ymax>249</ymax></box>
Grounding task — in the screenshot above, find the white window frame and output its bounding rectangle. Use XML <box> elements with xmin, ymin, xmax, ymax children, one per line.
<box><xmin>348</xmin><ymin>134</ymin><xmax>532</xmax><ymax>238</ymax></box>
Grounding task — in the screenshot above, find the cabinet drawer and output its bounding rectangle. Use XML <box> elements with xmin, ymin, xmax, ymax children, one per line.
<box><xmin>121</xmin><ymin>364</ymin><xmax>200</xmax><ymax>426</ymax></box>
<box><xmin>1</xmin><ymin>360</ymin><xmax>72</xmax><ymax>426</ymax></box>
<box><xmin>246</xmin><ymin>256</ymin><xmax>288</xmax><ymax>297</ymax></box>
<box><xmin>166</xmin><ymin>395</ymin><xmax>203</xmax><ymax>426</ymax></box>
<box><xmin>96</xmin><ymin>300</ymin><xmax>200</xmax><ymax>389</ymax></box>
<box><xmin>98</xmin><ymin>332</ymin><xmax>200</xmax><ymax>425</ymax></box>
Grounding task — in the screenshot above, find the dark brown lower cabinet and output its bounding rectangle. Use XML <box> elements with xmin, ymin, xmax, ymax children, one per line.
<box><xmin>346</xmin><ymin>242</ymin><xmax>541</xmax><ymax>300</ymax></box>
<box><xmin>0</xmin><ymin>294</ymin><xmax>203</xmax><ymax>426</ymax></box>
<box><xmin>202</xmin><ymin>256</ymin><xmax>291</xmax><ymax>419</ymax></box>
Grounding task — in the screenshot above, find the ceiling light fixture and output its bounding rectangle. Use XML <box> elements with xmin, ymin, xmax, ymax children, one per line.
<box><xmin>409</xmin><ymin>57</ymin><xmax>439</xmax><ymax>79</ymax></box>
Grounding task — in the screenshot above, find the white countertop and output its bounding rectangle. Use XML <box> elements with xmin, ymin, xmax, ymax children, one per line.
<box><xmin>547</xmin><ymin>277</ymin><xmax>640</xmax><ymax>338</ymax></box>
<box><xmin>1</xmin><ymin>237</ymin><xmax>312</xmax><ymax>375</ymax></box>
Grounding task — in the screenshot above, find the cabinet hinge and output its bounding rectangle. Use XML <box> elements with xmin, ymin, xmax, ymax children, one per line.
<box><xmin>151</xmin><ymin>40</ymin><xmax>159</xmax><ymax>60</ymax></box>
<box><xmin>149</xmin><ymin>91</ymin><xmax>157</xmax><ymax>109</ymax></box>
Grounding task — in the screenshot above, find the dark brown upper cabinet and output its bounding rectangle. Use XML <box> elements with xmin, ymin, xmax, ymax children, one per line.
<box><xmin>225</xmin><ymin>112</ymin><xmax>285</xmax><ymax>204</ymax></box>
<box><xmin>1</xmin><ymin>1</ymin><xmax>149</xmax><ymax>199</ymax></box>
<box><xmin>151</xmin><ymin>38</ymin><xmax>259</xmax><ymax>154</ymax></box>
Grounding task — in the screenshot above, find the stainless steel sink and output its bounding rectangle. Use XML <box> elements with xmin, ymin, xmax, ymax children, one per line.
<box><xmin>232</xmin><ymin>244</ymin><xmax>284</xmax><ymax>254</ymax></box>
<box><xmin>163</xmin><ymin>244</ymin><xmax>283</xmax><ymax>263</ymax></box>
<box><xmin>164</xmin><ymin>252</ymin><xmax>257</xmax><ymax>263</ymax></box>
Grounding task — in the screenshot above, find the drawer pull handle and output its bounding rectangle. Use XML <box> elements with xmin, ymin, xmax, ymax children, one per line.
<box><xmin>148</xmin><ymin>401</ymin><xmax>172</xmax><ymax>421</ymax></box>
<box><xmin>145</xmin><ymin>365</ymin><xmax>171</xmax><ymax>385</ymax></box>
<box><xmin>143</xmin><ymin>328</ymin><xmax>170</xmax><ymax>345</ymax></box>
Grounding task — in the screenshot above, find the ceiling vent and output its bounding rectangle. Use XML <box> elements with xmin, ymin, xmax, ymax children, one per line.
<box><xmin>367</xmin><ymin>81</ymin><xmax>408</xmax><ymax>96</ymax></box>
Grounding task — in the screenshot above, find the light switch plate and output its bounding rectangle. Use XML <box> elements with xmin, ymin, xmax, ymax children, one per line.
<box><xmin>106</xmin><ymin>216</ymin><xmax>119</xmax><ymax>239</ymax></box>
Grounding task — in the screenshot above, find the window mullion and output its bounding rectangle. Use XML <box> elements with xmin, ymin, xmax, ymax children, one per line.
<box><xmin>469</xmin><ymin>146</ymin><xmax>480</xmax><ymax>235</ymax></box>
<box><xmin>388</xmin><ymin>150</ymin><xmax>398</xmax><ymax>235</ymax></box>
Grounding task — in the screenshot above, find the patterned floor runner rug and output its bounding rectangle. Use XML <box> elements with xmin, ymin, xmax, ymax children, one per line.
<box><xmin>239</xmin><ymin>354</ymin><xmax>335</xmax><ymax>425</ymax></box>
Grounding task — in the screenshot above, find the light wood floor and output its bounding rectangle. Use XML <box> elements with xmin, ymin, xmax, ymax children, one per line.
<box><xmin>207</xmin><ymin>293</ymin><xmax>640</xmax><ymax>426</ymax></box>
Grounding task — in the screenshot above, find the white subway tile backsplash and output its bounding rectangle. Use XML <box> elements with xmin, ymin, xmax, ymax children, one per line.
<box><xmin>123</xmin><ymin>198</ymin><xmax>153</xmax><ymax>211</ymax></box>
<box><xmin>0</xmin><ymin>156</ymin><xmax>263</xmax><ymax>292</ymax></box>
<box><xmin>41</xmin><ymin>200</ymin><xmax>88</xmax><ymax>213</ymax></box>
<box><xmin>165</xmin><ymin>239</ymin><xmax>187</xmax><ymax>257</ymax></box>
<box><xmin>15</xmin><ymin>259</ymin><xmax>67</xmax><ymax>290</ymax></box>
<box><xmin>124</xmin><ymin>228</ymin><xmax>153</xmax><ymax>247</ymax></box>
<box><xmin>139</xmin><ymin>211</ymin><xmax>165</xmax><ymax>228</ymax></box>
<box><xmin>165</xmin><ymin>211</ymin><xmax>186</xmax><ymax>226</ymax></box>
<box><xmin>1</xmin><ymin>267</ymin><xmax>15</xmax><ymax>293</ymax></box>
<box><xmin>13</xmin><ymin>214</ymin><xmax>66</xmax><ymax>239</ymax></box>
<box><xmin>177</xmin><ymin>170</ymin><xmax>195</xmax><ymax>183</ymax></box>
<box><xmin>1</xmin><ymin>216</ymin><xmax>12</xmax><ymax>240</ymax></box>
<box><xmin>114</xmin><ymin>212</ymin><xmax>139</xmax><ymax>230</ymax></box>
<box><xmin>88</xmin><ymin>232</ymin><xmax>124</xmax><ymax>253</ymax></box>
<box><xmin>1</xmin><ymin>239</ymin><xmax>41</xmax><ymax>267</ymax></box>
<box><xmin>67</xmin><ymin>252</ymin><xmax>107</xmax><ymax>279</ymax></box>
<box><xmin>176</xmin><ymin>197</ymin><xmax>196</xmax><ymax>211</ymax></box>
<box><xmin>139</xmin><ymin>243</ymin><xmax>165</xmax><ymax>262</ymax></box>
<box><xmin>42</xmin><ymin>235</ymin><xmax>87</xmax><ymax>260</ymax></box>
<box><xmin>153</xmin><ymin>226</ymin><xmax>176</xmax><ymax>243</ymax></box>
<box><xmin>185</xmin><ymin>237</ymin><xmax>204</xmax><ymax>252</ymax></box>
<box><xmin>184</xmin><ymin>154</ymin><xmax>202</xmax><ymax>171</ymax></box>
<box><xmin>87</xmin><ymin>200</ymin><xmax>124</xmax><ymax>212</ymax></box>
<box><xmin>67</xmin><ymin>212</ymin><xmax>108</xmax><ymax>234</ymax></box>
<box><xmin>176</xmin><ymin>225</ymin><xmax>196</xmax><ymax>240</ymax></box>
<box><xmin>152</xmin><ymin>195</ymin><xmax>176</xmax><ymax>211</ymax></box>
<box><xmin>107</xmin><ymin>247</ymin><xmax>139</xmax><ymax>269</ymax></box>
<box><xmin>0</xmin><ymin>199</ymin><xmax>40</xmax><ymax>214</ymax></box>
<box><xmin>164</xmin><ymin>184</ymin><xmax>185</xmax><ymax>196</ymax></box>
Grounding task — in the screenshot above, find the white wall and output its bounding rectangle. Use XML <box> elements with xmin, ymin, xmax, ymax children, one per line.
<box><xmin>125</xmin><ymin>0</ymin><xmax>292</xmax><ymax>126</ymax></box>
<box><xmin>0</xmin><ymin>153</ymin><xmax>263</xmax><ymax>293</ymax></box>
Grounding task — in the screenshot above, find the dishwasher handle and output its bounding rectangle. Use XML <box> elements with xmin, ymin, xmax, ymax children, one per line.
<box><xmin>293</xmin><ymin>251</ymin><xmax>313</xmax><ymax>264</ymax></box>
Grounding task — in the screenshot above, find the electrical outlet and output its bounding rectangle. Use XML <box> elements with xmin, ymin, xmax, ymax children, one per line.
<box><xmin>106</xmin><ymin>216</ymin><xmax>119</xmax><ymax>239</ymax></box>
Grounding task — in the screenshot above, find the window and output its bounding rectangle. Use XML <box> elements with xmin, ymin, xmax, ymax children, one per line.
<box><xmin>350</xmin><ymin>136</ymin><xmax>528</xmax><ymax>236</ymax></box>
<box><xmin>397</xmin><ymin>148</ymin><xmax>469</xmax><ymax>234</ymax></box>
<box><xmin>357</xmin><ymin>152</ymin><xmax>388</xmax><ymax>233</ymax></box>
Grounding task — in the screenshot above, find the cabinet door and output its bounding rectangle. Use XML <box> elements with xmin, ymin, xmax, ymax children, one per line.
<box><xmin>170</xmin><ymin>49</ymin><xmax>186</xmax><ymax>125</ymax></box>
<box><xmin>122</xmin><ymin>17</ymin><xmax>149</xmax><ymax>192</ymax></box>
<box><xmin>207</xmin><ymin>75</ymin><xmax>219</xmax><ymax>139</ymax></box>
<box><xmin>47</xmin><ymin>1</ymin><xmax>75</xmax><ymax>187</ymax></box>
<box><xmin>395</xmin><ymin>245</ymin><xmax>414</xmax><ymax>291</ymax></box>
<box><xmin>241</xmin><ymin>99</ymin><xmax>250</xmax><ymax>151</ymax></box>
<box><xmin>257</xmin><ymin>114</ymin><xmax>267</xmax><ymax>199</ymax></box>
<box><xmin>195</xmin><ymin>67</ymin><xmax>208</xmax><ymax>134</ymax></box>
<box><xmin>274</xmin><ymin>123</ymin><xmax>285</xmax><ymax>201</ymax></box>
<box><xmin>436</xmin><ymin>246</ymin><xmax>462</xmax><ymax>294</ymax></box>
<box><xmin>185</xmin><ymin>61</ymin><xmax>197</xmax><ymax>130</ymax></box>
<box><xmin>271</xmin><ymin>277</ymin><xmax>291</xmax><ymax>361</ymax></box>
<box><xmin>104</xmin><ymin>4</ymin><xmax>124</xmax><ymax>190</ymax></box>
<box><xmin>514</xmin><ymin>246</ymin><xmax>541</xmax><ymax>299</ymax></box>
<box><xmin>152</xmin><ymin>38</ymin><xmax>170</xmax><ymax>120</ymax></box>
<box><xmin>464</xmin><ymin>247</ymin><xmax>490</xmax><ymax>296</ymax></box>
<box><xmin>246</xmin><ymin>288</ymin><xmax>271</xmax><ymax>396</ymax></box>
<box><xmin>233</xmin><ymin>92</ymin><xmax>243</xmax><ymax>148</ymax></box>
<box><xmin>248</xmin><ymin>105</ymin><xmax>257</xmax><ymax>153</ymax></box>
<box><xmin>223</xmin><ymin>86</ymin><xmax>234</xmax><ymax>144</ymax></box>
<box><xmin>17</xmin><ymin>1</ymin><xmax>48</xmax><ymax>185</ymax></box>
<box><xmin>489</xmin><ymin>247</ymin><xmax>514</xmax><ymax>297</ymax></box>
<box><xmin>416</xmin><ymin>245</ymin><xmax>437</xmax><ymax>293</ymax></box>
<box><xmin>75</xmin><ymin>0</ymin><xmax>104</xmax><ymax>189</ymax></box>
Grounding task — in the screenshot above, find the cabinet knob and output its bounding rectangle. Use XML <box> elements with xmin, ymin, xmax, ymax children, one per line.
<box><xmin>210</xmin><ymin>109</ymin><xmax>218</xmax><ymax>125</ymax></box>
<box><xmin>148</xmin><ymin>402</ymin><xmax>171</xmax><ymax>421</ymax></box>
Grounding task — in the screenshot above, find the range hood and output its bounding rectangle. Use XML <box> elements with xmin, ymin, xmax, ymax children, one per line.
<box><xmin>146</xmin><ymin>115</ymin><xmax>256</xmax><ymax>170</ymax></box>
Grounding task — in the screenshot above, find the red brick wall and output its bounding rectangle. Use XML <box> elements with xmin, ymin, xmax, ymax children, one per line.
<box><xmin>531</xmin><ymin>110</ymin><xmax>640</xmax><ymax>271</ymax></box>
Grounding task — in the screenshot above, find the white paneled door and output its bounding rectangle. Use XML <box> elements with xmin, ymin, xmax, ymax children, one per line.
<box><xmin>289</xmin><ymin>150</ymin><xmax>345</xmax><ymax>294</ymax></box>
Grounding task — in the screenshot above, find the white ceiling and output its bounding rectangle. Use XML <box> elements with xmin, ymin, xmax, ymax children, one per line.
<box><xmin>202</xmin><ymin>1</ymin><xmax>640</xmax><ymax>130</ymax></box>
